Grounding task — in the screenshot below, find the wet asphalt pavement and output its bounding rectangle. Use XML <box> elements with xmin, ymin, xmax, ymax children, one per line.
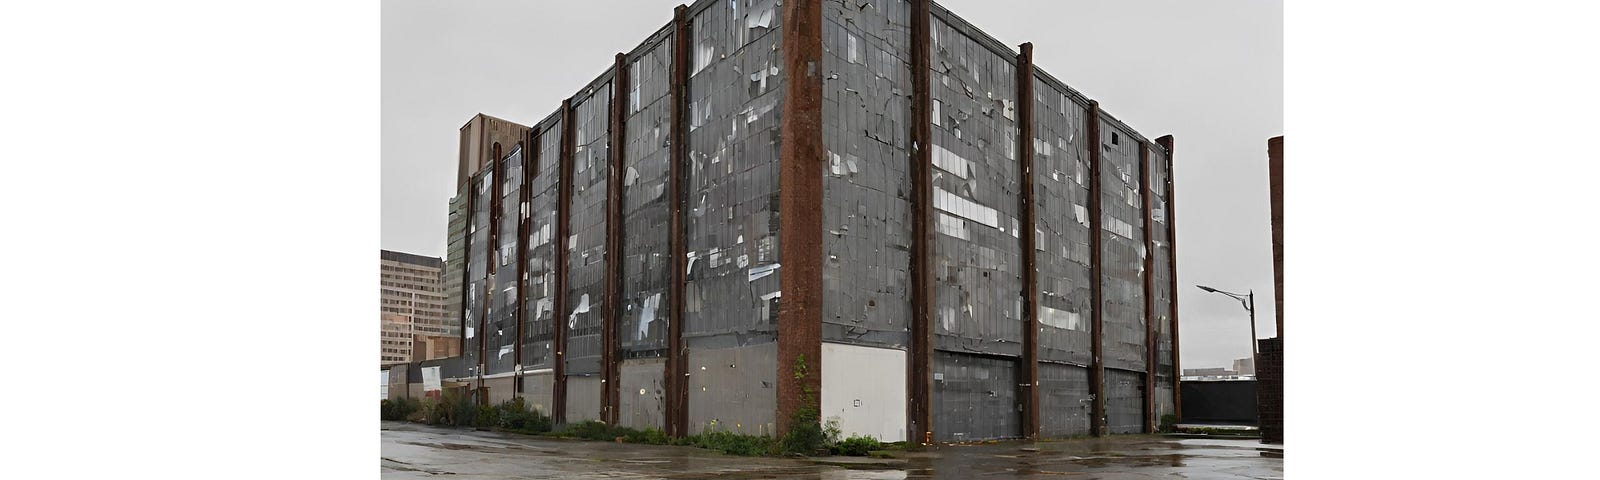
<box><xmin>381</xmin><ymin>421</ymin><xmax>1282</xmax><ymax>479</ymax></box>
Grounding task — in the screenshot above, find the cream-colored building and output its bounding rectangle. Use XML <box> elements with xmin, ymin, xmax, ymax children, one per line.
<box><xmin>381</xmin><ymin>250</ymin><xmax>451</xmax><ymax>366</ymax></box>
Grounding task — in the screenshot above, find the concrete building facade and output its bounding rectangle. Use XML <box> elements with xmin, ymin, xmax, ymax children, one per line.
<box><xmin>397</xmin><ymin>0</ymin><xmax>1180</xmax><ymax>444</ymax></box>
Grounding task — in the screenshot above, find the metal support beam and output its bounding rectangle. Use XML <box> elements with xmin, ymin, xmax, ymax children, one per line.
<box><xmin>907</xmin><ymin>0</ymin><xmax>933</xmax><ymax>446</ymax></box>
<box><xmin>775</xmin><ymin>0</ymin><xmax>823</xmax><ymax>438</ymax></box>
<box><xmin>517</xmin><ymin>129</ymin><xmax>537</xmax><ymax>394</ymax></box>
<box><xmin>1139</xmin><ymin>141</ymin><xmax>1156</xmax><ymax>433</ymax></box>
<box><xmin>1156</xmin><ymin>134</ymin><xmax>1179</xmax><ymax>421</ymax></box>
<box><xmin>666</xmin><ymin>3</ymin><xmax>690</xmax><ymax>439</ymax></box>
<box><xmin>552</xmin><ymin>99</ymin><xmax>575</xmax><ymax>424</ymax></box>
<box><xmin>604</xmin><ymin>52</ymin><xmax>628</xmax><ymax>426</ymax></box>
<box><xmin>1015</xmin><ymin>42</ymin><xmax>1039</xmax><ymax>440</ymax></box>
<box><xmin>482</xmin><ymin>142</ymin><xmax>503</xmax><ymax>404</ymax></box>
<box><xmin>1087</xmin><ymin>101</ymin><xmax>1105</xmax><ymax>436</ymax></box>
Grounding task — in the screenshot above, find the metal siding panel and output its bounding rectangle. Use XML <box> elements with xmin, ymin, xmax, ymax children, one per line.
<box><xmin>683</xmin><ymin>0</ymin><xmax>784</xmax><ymax>347</ymax></box>
<box><xmin>820</xmin><ymin>0</ymin><xmax>913</xmax><ymax>350</ymax></box>
<box><xmin>928</xmin><ymin>16</ymin><xmax>1023</xmax><ymax>358</ymax></box>
<box><xmin>1099</xmin><ymin>121</ymin><xmax>1146</xmax><ymax>373</ymax></box>
<box><xmin>618</xmin><ymin>358</ymin><xmax>668</xmax><ymax>430</ymax></box>
<box><xmin>621</xmin><ymin>41</ymin><xmax>675</xmax><ymax>357</ymax></box>
<box><xmin>523</xmin><ymin>121</ymin><xmax>564</xmax><ymax>369</ymax></box>
<box><xmin>566</xmin><ymin>84</ymin><xmax>613</xmax><ymax>376</ymax></box>
<box><xmin>1038</xmin><ymin>362</ymin><xmax>1091</xmax><ymax>437</ymax></box>
<box><xmin>1031</xmin><ymin>74</ymin><xmax>1094</xmax><ymax>367</ymax></box>
<box><xmin>932</xmin><ymin>351</ymin><xmax>1019</xmax><ymax>441</ymax></box>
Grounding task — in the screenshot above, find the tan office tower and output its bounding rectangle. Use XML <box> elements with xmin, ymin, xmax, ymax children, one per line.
<box><xmin>381</xmin><ymin>250</ymin><xmax>450</xmax><ymax>366</ymax></box>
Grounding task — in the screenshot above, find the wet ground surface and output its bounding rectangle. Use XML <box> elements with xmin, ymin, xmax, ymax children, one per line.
<box><xmin>381</xmin><ymin>421</ymin><xmax>1282</xmax><ymax>479</ymax></box>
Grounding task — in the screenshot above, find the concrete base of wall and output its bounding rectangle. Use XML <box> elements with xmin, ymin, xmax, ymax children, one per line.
<box><xmin>565</xmin><ymin>376</ymin><xmax>602</xmax><ymax>424</ymax></box>
<box><xmin>687</xmin><ymin>342</ymin><xmax>776</xmax><ymax>436</ymax></box>
<box><xmin>520</xmin><ymin>370</ymin><xmax>555</xmax><ymax>416</ymax></box>
<box><xmin>618</xmin><ymin>358</ymin><xmax>667</xmax><ymax>430</ymax></box>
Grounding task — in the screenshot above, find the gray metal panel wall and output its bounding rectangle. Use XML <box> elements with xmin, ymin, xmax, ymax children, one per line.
<box><xmin>1105</xmin><ymin>368</ymin><xmax>1144</xmax><ymax>433</ymax></box>
<box><xmin>486</xmin><ymin>146</ymin><xmax>524</xmax><ymax>374</ymax></box>
<box><xmin>928</xmin><ymin>16</ymin><xmax>1023</xmax><ymax>358</ymax></box>
<box><xmin>522</xmin><ymin>119</ymin><xmax>564</xmax><ymax>369</ymax></box>
<box><xmin>681</xmin><ymin>0</ymin><xmax>782</xmax><ymax>435</ymax></box>
<box><xmin>1099</xmin><ymin>121</ymin><xmax>1146</xmax><ymax>372</ymax></box>
<box><xmin>1147</xmin><ymin>145</ymin><xmax>1175</xmax><ymax>419</ymax></box>
<box><xmin>682</xmin><ymin>0</ymin><xmax>784</xmax><ymax>350</ymax></box>
<box><xmin>618</xmin><ymin>357</ymin><xmax>667</xmax><ymax>430</ymax></box>
<box><xmin>820</xmin><ymin>0</ymin><xmax>912</xmax><ymax>349</ymax></box>
<box><xmin>565</xmin><ymin>83</ymin><xmax>613</xmax><ymax>376</ymax></box>
<box><xmin>620</xmin><ymin>41</ymin><xmax>674</xmax><ymax>357</ymax></box>
<box><xmin>1031</xmin><ymin>74</ymin><xmax>1094</xmax><ymax>366</ymax></box>
<box><xmin>464</xmin><ymin>168</ymin><xmax>493</xmax><ymax>375</ymax></box>
<box><xmin>1038</xmin><ymin>362</ymin><xmax>1091</xmax><ymax>437</ymax></box>
<box><xmin>932</xmin><ymin>351</ymin><xmax>1019</xmax><ymax>441</ymax></box>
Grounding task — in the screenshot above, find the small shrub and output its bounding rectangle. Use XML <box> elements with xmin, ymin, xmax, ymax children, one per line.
<box><xmin>558</xmin><ymin>421</ymin><xmax>617</xmax><ymax>441</ymax></box>
<box><xmin>495</xmin><ymin>398</ymin><xmax>552</xmax><ymax>433</ymax></box>
<box><xmin>695</xmin><ymin>430</ymin><xmax>777</xmax><ymax>456</ymax></box>
<box><xmin>381</xmin><ymin>397</ymin><xmax>421</xmax><ymax>421</ymax></box>
<box><xmin>1158</xmin><ymin>414</ymin><xmax>1178</xmax><ymax>433</ymax></box>
<box><xmin>834</xmin><ymin>435</ymin><xmax>882</xmax><ymax>457</ymax></box>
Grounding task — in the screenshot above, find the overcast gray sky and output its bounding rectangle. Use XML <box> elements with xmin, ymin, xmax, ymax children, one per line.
<box><xmin>382</xmin><ymin>0</ymin><xmax>1282</xmax><ymax>370</ymax></box>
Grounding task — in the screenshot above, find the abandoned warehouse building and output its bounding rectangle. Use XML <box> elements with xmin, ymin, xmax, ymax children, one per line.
<box><xmin>386</xmin><ymin>0</ymin><xmax>1181</xmax><ymax>443</ymax></box>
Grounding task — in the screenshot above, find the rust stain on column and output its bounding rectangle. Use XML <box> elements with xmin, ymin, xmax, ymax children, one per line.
<box><xmin>552</xmin><ymin>99</ymin><xmax>575</xmax><ymax>423</ymax></box>
<box><xmin>603</xmin><ymin>52</ymin><xmax>628</xmax><ymax>426</ymax></box>
<box><xmin>775</xmin><ymin>0</ymin><xmax>823</xmax><ymax>438</ymax></box>
<box><xmin>1139</xmin><ymin>141</ymin><xmax>1156</xmax><ymax>433</ymax></box>
<box><xmin>1087</xmin><ymin>102</ymin><xmax>1105</xmax><ymax>436</ymax></box>
<box><xmin>1015</xmin><ymin>42</ymin><xmax>1039</xmax><ymax>440</ymax></box>
<box><xmin>666</xmin><ymin>3</ymin><xmax>690</xmax><ymax>438</ymax></box>
<box><xmin>907</xmin><ymin>0</ymin><xmax>933</xmax><ymax>445</ymax></box>
<box><xmin>1156</xmin><ymin>134</ymin><xmax>1179</xmax><ymax>422</ymax></box>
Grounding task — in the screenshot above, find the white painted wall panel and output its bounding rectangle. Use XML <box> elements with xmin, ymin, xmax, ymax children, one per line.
<box><xmin>821</xmin><ymin>342</ymin><xmax>907</xmax><ymax>442</ymax></box>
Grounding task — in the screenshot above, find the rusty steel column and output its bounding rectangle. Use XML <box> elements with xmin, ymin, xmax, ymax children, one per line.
<box><xmin>907</xmin><ymin>0</ymin><xmax>933</xmax><ymax>446</ymax></box>
<box><xmin>1086</xmin><ymin>102</ymin><xmax>1105</xmax><ymax>436</ymax></box>
<box><xmin>666</xmin><ymin>3</ymin><xmax>690</xmax><ymax>438</ymax></box>
<box><xmin>1268</xmin><ymin>136</ymin><xmax>1283</xmax><ymax>339</ymax></box>
<box><xmin>1139</xmin><ymin>141</ymin><xmax>1157</xmax><ymax>433</ymax></box>
<box><xmin>481</xmin><ymin>142</ymin><xmax>503</xmax><ymax>401</ymax></box>
<box><xmin>603</xmin><ymin>52</ymin><xmax>628</xmax><ymax>426</ymax></box>
<box><xmin>1156</xmin><ymin>134</ymin><xmax>1179</xmax><ymax>421</ymax></box>
<box><xmin>775</xmin><ymin>0</ymin><xmax>823</xmax><ymax>438</ymax></box>
<box><xmin>552</xmin><ymin>99</ymin><xmax>575</xmax><ymax>424</ymax></box>
<box><xmin>457</xmin><ymin>181</ymin><xmax>475</xmax><ymax>373</ymax></box>
<box><xmin>1015</xmin><ymin>42</ymin><xmax>1039</xmax><ymax>440</ymax></box>
<box><xmin>517</xmin><ymin>131</ymin><xmax>537</xmax><ymax>393</ymax></box>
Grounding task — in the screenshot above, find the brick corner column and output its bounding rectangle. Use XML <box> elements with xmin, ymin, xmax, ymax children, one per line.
<box><xmin>775</xmin><ymin>0</ymin><xmax>824</xmax><ymax>438</ymax></box>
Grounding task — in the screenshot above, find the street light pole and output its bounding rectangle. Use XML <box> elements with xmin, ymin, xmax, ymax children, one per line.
<box><xmin>1197</xmin><ymin>285</ymin><xmax>1259</xmax><ymax>374</ymax></box>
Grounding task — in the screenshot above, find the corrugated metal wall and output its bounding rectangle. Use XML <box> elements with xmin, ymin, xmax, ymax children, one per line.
<box><xmin>1148</xmin><ymin>144</ymin><xmax>1176</xmax><ymax>420</ymax></box>
<box><xmin>928</xmin><ymin>15</ymin><xmax>1023</xmax><ymax>359</ymax></box>
<box><xmin>932</xmin><ymin>351</ymin><xmax>1019</xmax><ymax>441</ymax></box>
<box><xmin>621</xmin><ymin>40</ymin><xmax>673</xmax><ymax>358</ymax></box>
<box><xmin>485</xmin><ymin>146</ymin><xmax>524</xmax><ymax>374</ymax></box>
<box><xmin>522</xmin><ymin>115</ymin><xmax>563</xmax><ymax>370</ymax></box>
<box><xmin>463</xmin><ymin>165</ymin><xmax>493</xmax><ymax>376</ymax></box>
<box><xmin>820</xmin><ymin>0</ymin><xmax>913</xmax><ymax>350</ymax></box>
<box><xmin>1032</xmin><ymin>73</ymin><xmax>1094</xmax><ymax>367</ymax></box>
<box><xmin>682</xmin><ymin>0</ymin><xmax>783</xmax><ymax>433</ymax></box>
<box><xmin>1038</xmin><ymin>362</ymin><xmax>1092</xmax><ymax>437</ymax></box>
<box><xmin>564</xmin><ymin>79</ymin><xmax>613</xmax><ymax>421</ymax></box>
<box><xmin>1105</xmin><ymin>368</ymin><xmax>1144</xmax><ymax>434</ymax></box>
<box><xmin>1099</xmin><ymin>120</ymin><xmax>1146</xmax><ymax>374</ymax></box>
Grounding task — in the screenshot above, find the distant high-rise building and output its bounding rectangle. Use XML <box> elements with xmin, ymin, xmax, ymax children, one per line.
<box><xmin>1233</xmin><ymin>357</ymin><xmax>1256</xmax><ymax>376</ymax></box>
<box><xmin>381</xmin><ymin>250</ymin><xmax>450</xmax><ymax>366</ymax></box>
